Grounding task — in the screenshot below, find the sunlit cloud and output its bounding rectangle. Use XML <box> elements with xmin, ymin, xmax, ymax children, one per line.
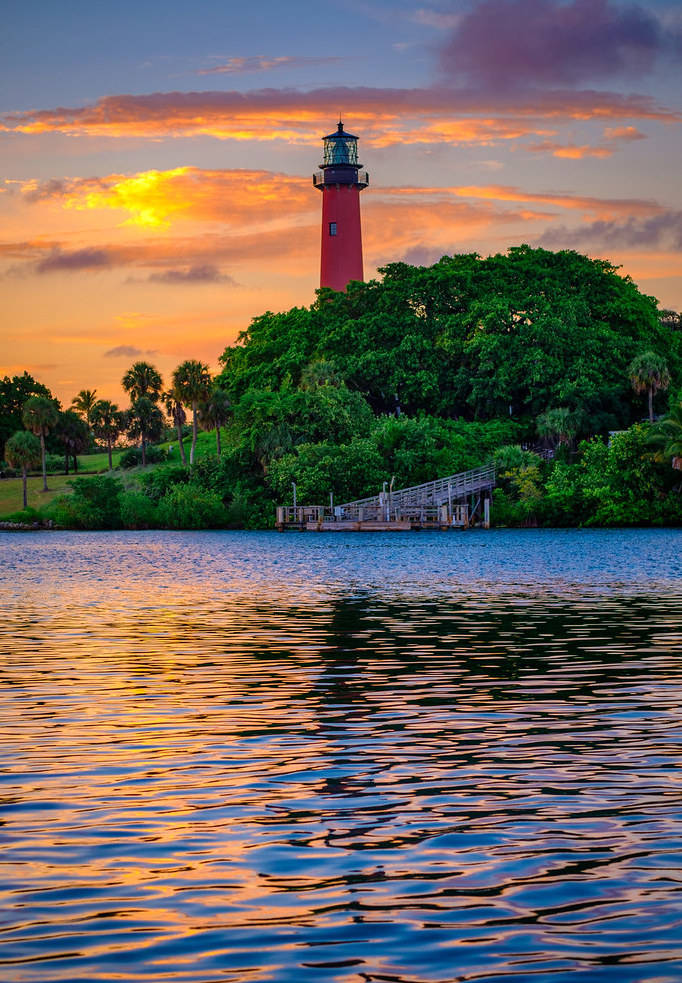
<box><xmin>2</xmin><ymin>85</ymin><xmax>677</xmax><ymax>147</ymax></box>
<box><xmin>527</xmin><ymin>140</ymin><xmax>614</xmax><ymax>158</ymax></box>
<box><xmin>18</xmin><ymin>167</ymin><xmax>313</xmax><ymax>229</ymax></box>
<box><xmin>198</xmin><ymin>55</ymin><xmax>343</xmax><ymax>75</ymax></box>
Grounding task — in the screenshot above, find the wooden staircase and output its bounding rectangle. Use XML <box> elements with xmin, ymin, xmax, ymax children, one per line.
<box><xmin>276</xmin><ymin>464</ymin><xmax>496</xmax><ymax>532</ymax></box>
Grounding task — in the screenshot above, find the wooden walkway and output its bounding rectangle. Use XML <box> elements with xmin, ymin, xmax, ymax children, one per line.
<box><xmin>276</xmin><ymin>464</ymin><xmax>496</xmax><ymax>532</ymax></box>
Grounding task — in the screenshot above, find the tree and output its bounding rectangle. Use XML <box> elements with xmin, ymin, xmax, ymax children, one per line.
<box><xmin>172</xmin><ymin>360</ymin><xmax>212</xmax><ymax>466</ymax></box>
<box><xmin>0</xmin><ymin>372</ymin><xmax>52</xmax><ymax>461</ymax></box>
<box><xmin>161</xmin><ymin>389</ymin><xmax>188</xmax><ymax>466</ymax></box>
<box><xmin>55</xmin><ymin>410</ymin><xmax>89</xmax><ymax>474</ymax></box>
<box><xmin>199</xmin><ymin>384</ymin><xmax>231</xmax><ymax>457</ymax></box>
<box><xmin>127</xmin><ymin>397</ymin><xmax>164</xmax><ymax>467</ymax></box>
<box><xmin>5</xmin><ymin>431</ymin><xmax>41</xmax><ymax>510</ymax></box>
<box><xmin>648</xmin><ymin>401</ymin><xmax>682</xmax><ymax>472</ymax></box>
<box><xmin>122</xmin><ymin>361</ymin><xmax>163</xmax><ymax>403</ymax></box>
<box><xmin>91</xmin><ymin>400</ymin><xmax>124</xmax><ymax>470</ymax></box>
<box><xmin>70</xmin><ymin>389</ymin><xmax>98</xmax><ymax>429</ymax></box>
<box><xmin>629</xmin><ymin>351</ymin><xmax>671</xmax><ymax>423</ymax></box>
<box><xmin>536</xmin><ymin>407</ymin><xmax>580</xmax><ymax>449</ymax></box>
<box><xmin>22</xmin><ymin>395</ymin><xmax>59</xmax><ymax>491</ymax></box>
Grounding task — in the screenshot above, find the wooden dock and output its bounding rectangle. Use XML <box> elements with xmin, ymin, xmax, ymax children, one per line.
<box><xmin>276</xmin><ymin>464</ymin><xmax>495</xmax><ymax>532</ymax></box>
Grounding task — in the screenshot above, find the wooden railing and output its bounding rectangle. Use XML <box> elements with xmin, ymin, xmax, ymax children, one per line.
<box><xmin>340</xmin><ymin>464</ymin><xmax>496</xmax><ymax>511</ymax></box>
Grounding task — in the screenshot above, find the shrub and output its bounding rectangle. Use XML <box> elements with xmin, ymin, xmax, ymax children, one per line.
<box><xmin>157</xmin><ymin>484</ymin><xmax>227</xmax><ymax>529</ymax></box>
<box><xmin>119</xmin><ymin>490</ymin><xmax>159</xmax><ymax>529</ymax></box>
<box><xmin>136</xmin><ymin>464</ymin><xmax>191</xmax><ymax>503</ymax></box>
<box><xmin>2</xmin><ymin>507</ymin><xmax>42</xmax><ymax>524</ymax></box>
<box><xmin>49</xmin><ymin>475</ymin><xmax>123</xmax><ymax>529</ymax></box>
<box><xmin>119</xmin><ymin>445</ymin><xmax>167</xmax><ymax>469</ymax></box>
<box><xmin>45</xmin><ymin>453</ymin><xmax>65</xmax><ymax>473</ymax></box>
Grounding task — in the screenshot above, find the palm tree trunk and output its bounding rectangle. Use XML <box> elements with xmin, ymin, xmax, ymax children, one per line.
<box><xmin>40</xmin><ymin>432</ymin><xmax>48</xmax><ymax>491</ymax></box>
<box><xmin>141</xmin><ymin>434</ymin><xmax>147</xmax><ymax>467</ymax></box>
<box><xmin>190</xmin><ymin>402</ymin><xmax>198</xmax><ymax>466</ymax></box>
<box><xmin>107</xmin><ymin>438</ymin><xmax>113</xmax><ymax>471</ymax></box>
<box><xmin>215</xmin><ymin>424</ymin><xmax>222</xmax><ymax>457</ymax></box>
<box><xmin>64</xmin><ymin>451</ymin><xmax>69</xmax><ymax>475</ymax></box>
<box><xmin>176</xmin><ymin>418</ymin><xmax>187</xmax><ymax>466</ymax></box>
<box><xmin>649</xmin><ymin>385</ymin><xmax>654</xmax><ymax>423</ymax></box>
<box><xmin>22</xmin><ymin>467</ymin><xmax>28</xmax><ymax>509</ymax></box>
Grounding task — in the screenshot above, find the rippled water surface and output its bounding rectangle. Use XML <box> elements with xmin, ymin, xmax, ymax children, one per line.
<box><xmin>2</xmin><ymin>528</ymin><xmax>682</xmax><ymax>983</ymax></box>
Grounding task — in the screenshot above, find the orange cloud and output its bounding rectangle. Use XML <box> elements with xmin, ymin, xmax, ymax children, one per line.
<box><xmin>17</xmin><ymin>168</ymin><xmax>313</xmax><ymax>229</ymax></box>
<box><xmin>527</xmin><ymin>140</ymin><xmax>614</xmax><ymax>158</ymax></box>
<box><xmin>2</xmin><ymin>86</ymin><xmax>678</xmax><ymax>146</ymax></box>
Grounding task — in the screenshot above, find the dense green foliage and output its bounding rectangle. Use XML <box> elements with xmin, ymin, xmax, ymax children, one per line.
<box><xmin>5</xmin><ymin>247</ymin><xmax>681</xmax><ymax>530</ymax></box>
<box><xmin>0</xmin><ymin>374</ymin><xmax>53</xmax><ymax>461</ymax></box>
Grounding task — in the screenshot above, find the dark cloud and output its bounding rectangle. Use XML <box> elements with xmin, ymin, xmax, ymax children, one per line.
<box><xmin>198</xmin><ymin>55</ymin><xmax>343</xmax><ymax>75</ymax></box>
<box><xmin>541</xmin><ymin>210</ymin><xmax>682</xmax><ymax>250</ymax></box>
<box><xmin>147</xmin><ymin>265</ymin><xmax>235</xmax><ymax>284</ymax></box>
<box><xmin>440</xmin><ymin>0</ymin><xmax>664</xmax><ymax>88</ymax></box>
<box><xmin>36</xmin><ymin>247</ymin><xmax>111</xmax><ymax>273</ymax></box>
<box><xmin>104</xmin><ymin>345</ymin><xmax>158</xmax><ymax>358</ymax></box>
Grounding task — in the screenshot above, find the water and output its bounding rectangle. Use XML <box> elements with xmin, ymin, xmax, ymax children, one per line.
<box><xmin>1</xmin><ymin>528</ymin><xmax>682</xmax><ymax>982</ymax></box>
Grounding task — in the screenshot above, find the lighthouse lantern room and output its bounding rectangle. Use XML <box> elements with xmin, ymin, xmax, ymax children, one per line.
<box><xmin>313</xmin><ymin>121</ymin><xmax>369</xmax><ymax>292</ymax></box>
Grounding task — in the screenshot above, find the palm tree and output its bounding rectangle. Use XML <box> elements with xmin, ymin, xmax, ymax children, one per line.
<box><xmin>172</xmin><ymin>360</ymin><xmax>212</xmax><ymax>466</ymax></box>
<box><xmin>629</xmin><ymin>351</ymin><xmax>671</xmax><ymax>423</ymax></box>
<box><xmin>55</xmin><ymin>410</ymin><xmax>89</xmax><ymax>474</ymax></box>
<box><xmin>91</xmin><ymin>400</ymin><xmax>124</xmax><ymax>470</ymax></box>
<box><xmin>648</xmin><ymin>401</ymin><xmax>682</xmax><ymax>473</ymax></box>
<box><xmin>199</xmin><ymin>385</ymin><xmax>231</xmax><ymax>457</ymax></box>
<box><xmin>161</xmin><ymin>389</ymin><xmax>188</xmax><ymax>466</ymax></box>
<box><xmin>122</xmin><ymin>361</ymin><xmax>163</xmax><ymax>403</ymax></box>
<box><xmin>5</xmin><ymin>431</ymin><xmax>41</xmax><ymax>509</ymax></box>
<box><xmin>127</xmin><ymin>397</ymin><xmax>164</xmax><ymax>467</ymax></box>
<box><xmin>22</xmin><ymin>395</ymin><xmax>59</xmax><ymax>491</ymax></box>
<box><xmin>536</xmin><ymin>407</ymin><xmax>579</xmax><ymax>449</ymax></box>
<box><xmin>70</xmin><ymin>389</ymin><xmax>98</xmax><ymax>429</ymax></box>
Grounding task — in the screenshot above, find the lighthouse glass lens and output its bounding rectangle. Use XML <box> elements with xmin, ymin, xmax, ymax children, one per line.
<box><xmin>324</xmin><ymin>137</ymin><xmax>358</xmax><ymax>166</ymax></box>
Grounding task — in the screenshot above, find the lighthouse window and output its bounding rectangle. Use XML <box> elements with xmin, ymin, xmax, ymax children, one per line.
<box><xmin>329</xmin><ymin>222</ymin><xmax>337</xmax><ymax>236</ymax></box>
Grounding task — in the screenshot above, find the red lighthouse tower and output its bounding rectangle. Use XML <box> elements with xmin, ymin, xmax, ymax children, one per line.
<box><xmin>313</xmin><ymin>121</ymin><xmax>369</xmax><ymax>292</ymax></box>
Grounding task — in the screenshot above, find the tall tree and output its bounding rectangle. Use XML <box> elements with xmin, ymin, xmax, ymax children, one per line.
<box><xmin>70</xmin><ymin>389</ymin><xmax>98</xmax><ymax>429</ymax></box>
<box><xmin>5</xmin><ymin>431</ymin><xmax>41</xmax><ymax>510</ymax></box>
<box><xmin>122</xmin><ymin>362</ymin><xmax>163</xmax><ymax>403</ymax></box>
<box><xmin>162</xmin><ymin>389</ymin><xmax>188</xmax><ymax>466</ymax></box>
<box><xmin>22</xmin><ymin>395</ymin><xmax>59</xmax><ymax>491</ymax></box>
<box><xmin>56</xmin><ymin>410</ymin><xmax>90</xmax><ymax>474</ymax></box>
<box><xmin>199</xmin><ymin>385</ymin><xmax>231</xmax><ymax>457</ymax></box>
<box><xmin>127</xmin><ymin>397</ymin><xmax>164</xmax><ymax>467</ymax></box>
<box><xmin>629</xmin><ymin>351</ymin><xmax>671</xmax><ymax>423</ymax></box>
<box><xmin>91</xmin><ymin>400</ymin><xmax>124</xmax><ymax>470</ymax></box>
<box><xmin>172</xmin><ymin>360</ymin><xmax>212</xmax><ymax>465</ymax></box>
<box><xmin>0</xmin><ymin>372</ymin><xmax>52</xmax><ymax>461</ymax></box>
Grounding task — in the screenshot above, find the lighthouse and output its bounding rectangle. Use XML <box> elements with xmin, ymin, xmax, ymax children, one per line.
<box><xmin>313</xmin><ymin>121</ymin><xmax>369</xmax><ymax>292</ymax></box>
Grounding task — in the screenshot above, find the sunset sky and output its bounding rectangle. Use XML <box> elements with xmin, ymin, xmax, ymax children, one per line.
<box><xmin>2</xmin><ymin>0</ymin><xmax>681</xmax><ymax>405</ymax></box>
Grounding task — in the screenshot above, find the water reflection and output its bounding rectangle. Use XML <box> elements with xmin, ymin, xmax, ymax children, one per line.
<box><xmin>1</xmin><ymin>530</ymin><xmax>682</xmax><ymax>982</ymax></box>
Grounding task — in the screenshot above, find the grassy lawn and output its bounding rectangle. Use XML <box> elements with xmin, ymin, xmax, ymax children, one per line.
<box><xmin>1</xmin><ymin>430</ymin><xmax>227</xmax><ymax>519</ymax></box>
<box><xmin>75</xmin><ymin>448</ymin><xmax>124</xmax><ymax>472</ymax></box>
<box><xmin>0</xmin><ymin>474</ymin><xmax>75</xmax><ymax>518</ymax></box>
